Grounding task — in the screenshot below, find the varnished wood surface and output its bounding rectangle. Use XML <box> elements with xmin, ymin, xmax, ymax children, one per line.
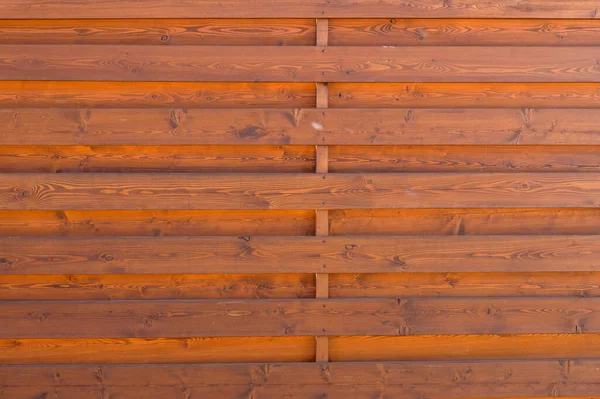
<box><xmin>1</xmin><ymin>173</ymin><xmax>598</xmax><ymax>210</ymax></box>
<box><xmin>329</xmin><ymin>146</ymin><xmax>600</xmax><ymax>173</ymax></box>
<box><xmin>3</xmin><ymin>298</ymin><xmax>600</xmax><ymax>337</ymax></box>
<box><xmin>329</xmin><ymin>19</ymin><xmax>600</xmax><ymax>46</ymax></box>
<box><xmin>0</xmin><ymin>19</ymin><xmax>315</xmax><ymax>45</ymax></box>
<box><xmin>0</xmin><ymin>81</ymin><xmax>315</xmax><ymax>108</ymax></box>
<box><xmin>2</xmin><ymin>361</ymin><xmax>600</xmax><ymax>399</ymax></box>
<box><xmin>1</xmin><ymin>0</ymin><xmax>599</xmax><ymax>18</ymax></box>
<box><xmin>5</xmin><ymin>108</ymin><xmax>600</xmax><ymax>145</ymax></box>
<box><xmin>2</xmin><ymin>45</ymin><xmax>600</xmax><ymax>82</ymax></box>
<box><xmin>329</xmin><ymin>83</ymin><xmax>600</xmax><ymax>108</ymax></box>
<box><xmin>2</xmin><ymin>235</ymin><xmax>599</xmax><ymax>274</ymax></box>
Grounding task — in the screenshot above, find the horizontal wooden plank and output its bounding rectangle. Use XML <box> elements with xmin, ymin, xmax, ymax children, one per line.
<box><xmin>0</xmin><ymin>82</ymin><xmax>315</xmax><ymax>108</ymax></box>
<box><xmin>2</xmin><ymin>335</ymin><xmax>598</xmax><ymax>364</ymax></box>
<box><xmin>329</xmin><ymin>83</ymin><xmax>600</xmax><ymax>108</ymax></box>
<box><xmin>0</xmin><ymin>0</ymin><xmax>598</xmax><ymax>18</ymax></box>
<box><xmin>2</xmin><ymin>46</ymin><xmax>600</xmax><ymax>82</ymax></box>
<box><xmin>329</xmin><ymin>146</ymin><xmax>600</xmax><ymax>173</ymax></box>
<box><xmin>0</xmin><ymin>337</ymin><xmax>314</xmax><ymax>365</ymax></box>
<box><xmin>329</xmin><ymin>19</ymin><xmax>600</xmax><ymax>46</ymax></box>
<box><xmin>0</xmin><ymin>146</ymin><xmax>315</xmax><ymax>173</ymax></box>
<box><xmin>0</xmin><ymin>19</ymin><xmax>315</xmax><ymax>45</ymax></box>
<box><xmin>331</xmin><ymin>272</ymin><xmax>600</xmax><ymax>298</ymax></box>
<box><xmin>1</xmin><ymin>173</ymin><xmax>598</xmax><ymax>210</ymax></box>
<box><xmin>0</xmin><ymin>210</ymin><xmax>315</xmax><ymax>236</ymax></box>
<box><xmin>2</xmin><ymin>236</ymin><xmax>599</xmax><ymax>274</ymax></box>
<box><xmin>331</xmin><ymin>335</ymin><xmax>600</xmax><ymax>361</ymax></box>
<box><xmin>329</xmin><ymin>209</ymin><xmax>600</xmax><ymax>236</ymax></box>
<box><xmin>5</xmin><ymin>108</ymin><xmax>600</xmax><ymax>145</ymax></box>
<box><xmin>1</xmin><ymin>362</ymin><xmax>599</xmax><ymax>399</ymax></box>
<box><xmin>2</xmin><ymin>298</ymin><xmax>599</xmax><ymax>337</ymax></box>
<box><xmin>0</xmin><ymin>274</ymin><xmax>315</xmax><ymax>300</ymax></box>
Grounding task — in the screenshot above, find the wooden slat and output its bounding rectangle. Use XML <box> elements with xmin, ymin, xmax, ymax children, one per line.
<box><xmin>0</xmin><ymin>274</ymin><xmax>315</xmax><ymax>300</ymax></box>
<box><xmin>330</xmin><ymin>272</ymin><xmax>600</xmax><ymax>298</ymax></box>
<box><xmin>0</xmin><ymin>145</ymin><xmax>315</xmax><ymax>173</ymax></box>
<box><xmin>0</xmin><ymin>337</ymin><xmax>315</xmax><ymax>364</ymax></box>
<box><xmin>0</xmin><ymin>82</ymin><xmax>315</xmax><ymax>108</ymax></box>
<box><xmin>3</xmin><ymin>298</ymin><xmax>600</xmax><ymax>338</ymax></box>
<box><xmin>1</xmin><ymin>173</ymin><xmax>598</xmax><ymax>210</ymax></box>
<box><xmin>0</xmin><ymin>210</ymin><xmax>315</xmax><ymax>237</ymax></box>
<box><xmin>5</xmin><ymin>108</ymin><xmax>600</xmax><ymax>145</ymax></box>
<box><xmin>2</xmin><ymin>45</ymin><xmax>600</xmax><ymax>82</ymax></box>
<box><xmin>329</xmin><ymin>209</ymin><xmax>600</xmax><ymax>236</ymax></box>
<box><xmin>0</xmin><ymin>19</ymin><xmax>315</xmax><ymax>45</ymax></box>
<box><xmin>2</xmin><ymin>335</ymin><xmax>598</xmax><ymax>364</ymax></box>
<box><xmin>1</xmin><ymin>361</ymin><xmax>599</xmax><ymax>399</ymax></box>
<box><xmin>329</xmin><ymin>19</ymin><xmax>600</xmax><ymax>46</ymax></box>
<box><xmin>331</xmin><ymin>335</ymin><xmax>600</xmax><ymax>361</ymax></box>
<box><xmin>329</xmin><ymin>83</ymin><xmax>600</xmax><ymax>108</ymax></box>
<box><xmin>1</xmin><ymin>0</ymin><xmax>598</xmax><ymax>18</ymax></box>
<box><xmin>329</xmin><ymin>146</ymin><xmax>600</xmax><ymax>173</ymax></box>
<box><xmin>2</xmin><ymin>235</ymin><xmax>600</xmax><ymax>275</ymax></box>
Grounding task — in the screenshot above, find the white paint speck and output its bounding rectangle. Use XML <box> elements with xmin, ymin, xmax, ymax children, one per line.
<box><xmin>311</xmin><ymin>121</ymin><xmax>324</xmax><ymax>131</ymax></box>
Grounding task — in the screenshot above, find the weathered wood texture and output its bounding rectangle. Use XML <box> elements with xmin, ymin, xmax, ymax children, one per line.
<box><xmin>4</xmin><ymin>108</ymin><xmax>600</xmax><ymax>145</ymax></box>
<box><xmin>1</xmin><ymin>173</ymin><xmax>598</xmax><ymax>210</ymax></box>
<box><xmin>2</xmin><ymin>236</ymin><xmax>600</xmax><ymax>274</ymax></box>
<box><xmin>2</xmin><ymin>298</ymin><xmax>599</xmax><ymax>337</ymax></box>
<box><xmin>1</xmin><ymin>46</ymin><xmax>600</xmax><ymax>82</ymax></box>
<box><xmin>1</xmin><ymin>0</ymin><xmax>599</xmax><ymax>18</ymax></box>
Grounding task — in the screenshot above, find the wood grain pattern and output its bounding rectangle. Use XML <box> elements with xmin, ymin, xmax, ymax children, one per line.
<box><xmin>5</xmin><ymin>108</ymin><xmax>600</xmax><ymax>145</ymax></box>
<box><xmin>0</xmin><ymin>81</ymin><xmax>315</xmax><ymax>108</ymax></box>
<box><xmin>329</xmin><ymin>19</ymin><xmax>600</xmax><ymax>46</ymax></box>
<box><xmin>329</xmin><ymin>83</ymin><xmax>600</xmax><ymax>108</ymax></box>
<box><xmin>2</xmin><ymin>235</ymin><xmax>600</xmax><ymax>275</ymax></box>
<box><xmin>0</xmin><ymin>274</ymin><xmax>315</xmax><ymax>300</ymax></box>
<box><xmin>1</xmin><ymin>173</ymin><xmax>598</xmax><ymax>210</ymax></box>
<box><xmin>329</xmin><ymin>146</ymin><xmax>600</xmax><ymax>173</ymax></box>
<box><xmin>0</xmin><ymin>19</ymin><xmax>315</xmax><ymax>45</ymax></box>
<box><xmin>2</xmin><ymin>298</ymin><xmax>600</xmax><ymax>337</ymax></box>
<box><xmin>329</xmin><ymin>209</ymin><xmax>600</xmax><ymax>236</ymax></box>
<box><xmin>1</xmin><ymin>0</ymin><xmax>599</xmax><ymax>18</ymax></box>
<box><xmin>2</xmin><ymin>45</ymin><xmax>600</xmax><ymax>82</ymax></box>
<box><xmin>0</xmin><ymin>337</ymin><xmax>315</xmax><ymax>364</ymax></box>
<box><xmin>2</xmin><ymin>362</ymin><xmax>600</xmax><ymax>399</ymax></box>
<box><xmin>331</xmin><ymin>272</ymin><xmax>600</xmax><ymax>298</ymax></box>
<box><xmin>0</xmin><ymin>210</ymin><xmax>315</xmax><ymax>237</ymax></box>
<box><xmin>0</xmin><ymin>146</ymin><xmax>315</xmax><ymax>173</ymax></box>
<box><xmin>331</xmin><ymin>335</ymin><xmax>600</xmax><ymax>361</ymax></box>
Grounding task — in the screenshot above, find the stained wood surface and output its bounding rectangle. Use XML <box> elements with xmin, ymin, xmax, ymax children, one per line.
<box><xmin>2</xmin><ymin>298</ymin><xmax>599</xmax><ymax>337</ymax></box>
<box><xmin>2</xmin><ymin>361</ymin><xmax>600</xmax><ymax>399</ymax></box>
<box><xmin>5</xmin><ymin>108</ymin><xmax>600</xmax><ymax>145</ymax></box>
<box><xmin>0</xmin><ymin>81</ymin><xmax>315</xmax><ymax>108</ymax></box>
<box><xmin>1</xmin><ymin>0</ymin><xmax>599</xmax><ymax>18</ymax></box>
<box><xmin>0</xmin><ymin>19</ymin><xmax>315</xmax><ymax>45</ymax></box>
<box><xmin>329</xmin><ymin>83</ymin><xmax>600</xmax><ymax>108</ymax></box>
<box><xmin>1</xmin><ymin>173</ymin><xmax>598</xmax><ymax>210</ymax></box>
<box><xmin>2</xmin><ymin>235</ymin><xmax>600</xmax><ymax>274</ymax></box>
<box><xmin>329</xmin><ymin>19</ymin><xmax>600</xmax><ymax>46</ymax></box>
<box><xmin>2</xmin><ymin>45</ymin><xmax>600</xmax><ymax>82</ymax></box>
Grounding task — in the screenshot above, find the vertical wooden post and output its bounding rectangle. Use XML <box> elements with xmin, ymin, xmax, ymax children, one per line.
<box><xmin>315</xmin><ymin>18</ymin><xmax>329</xmax><ymax>363</ymax></box>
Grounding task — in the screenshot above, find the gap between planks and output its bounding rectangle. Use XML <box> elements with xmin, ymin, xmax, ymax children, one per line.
<box><xmin>315</xmin><ymin>17</ymin><xmax>329</xmax><ymax>363</ymax></box>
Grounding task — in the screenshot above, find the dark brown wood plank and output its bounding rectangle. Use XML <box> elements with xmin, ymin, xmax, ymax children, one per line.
<box><xmin>0</xmin><ymin>19</ymin><xmax>315</xmax><ymax>45</ymax></box>
<box><xmin>1</xmin><ymin>0</ymin><xmax>598</xmax><ymax>18</ymax></box>
<box><xmin>1</xmin><ymin>46</ymin><xmax>600</xmax><ymax>82</ymax></box>
<box><xmin>1</xmin><ymin>235</ymin><xmax>599</xmax><ymax>275</ymax></box>
<box><xmin>2</xmin><ymin>298</ymin><xmax>600</xmax><ymax>337</ymax></box>
<box><xmin>4</xmin><ymin>108</ymin><xmax>600</xmax><ymax>145</ymax></box>
<box><xmin>329</xmin><ymin>19</ymin><xmax>600</xmax><ymax>46</ymax></box>
<box><xmin>329</xmin><ymin>146</ymin><xmax>600</xmax><ymax>173</ymax></box>
<box><xmin>1</xmin><ymin>173</ymin><xmax>598</xmax><ymax>210</ymax></box>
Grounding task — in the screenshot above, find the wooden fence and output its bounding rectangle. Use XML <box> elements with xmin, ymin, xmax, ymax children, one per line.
<box><xmin>1</xmin><ymin>1</ymin><xmax>600</xmax><ymax>397</ymax></box>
